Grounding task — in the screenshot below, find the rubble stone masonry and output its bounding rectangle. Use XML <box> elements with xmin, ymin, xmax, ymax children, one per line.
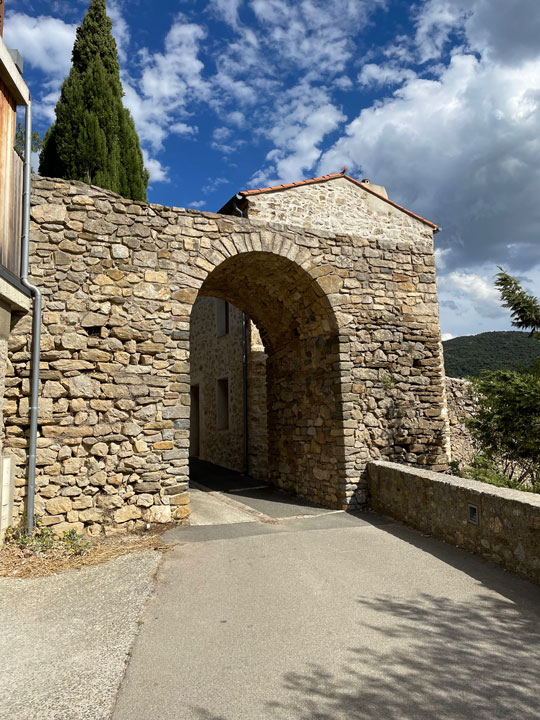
<box><xmin>3</xmin><ymin>175</ymin><xmax>449</xmax><ymax>535</ymax></box>
<box><xmin>445</xmin><ymin>376</ymin><xmax>476</xmax><ymax>465</ymax></box>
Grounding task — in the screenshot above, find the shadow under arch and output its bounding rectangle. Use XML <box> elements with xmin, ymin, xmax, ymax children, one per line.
<box><xmin>193</xmin><ymin>251</ymin><xmax>348</xmax><ymax>508</ymax></box>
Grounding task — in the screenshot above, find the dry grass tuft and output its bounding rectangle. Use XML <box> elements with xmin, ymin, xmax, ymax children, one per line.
<box><xmin>0</xmin><ymin>528</ymin><xmax>174</xmax><ymax>579</ymax></box>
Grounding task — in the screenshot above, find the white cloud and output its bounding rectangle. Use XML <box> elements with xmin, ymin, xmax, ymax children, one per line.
<box><xmin>318</xmin><ymin>49</ymin><xmax>540</xmax><ymax>273</ymax></box>
<box><xmin>142</xmin><ymin>151</ymin><xmax>169</xmax><ymax>184</ymax></box>
<box><xmin>189</xmin><ymin>200</ymin><xmax>206</xmax><ymax>208</ymax></box>
<box><xmin>441</xmin><ymin>332</ymin><xmax>455</xmax><ymax>341</ymax></box>
<box><xmin>249</xmin><ymin>0</ymin><xmax>383</xmax><ymax>77</ymax></box>
<box><xmin>120</xmin><ymin>16</ymin><xmax>208</xmax><ymax>178</ymax></box>
<box><xmin>211</xmin><ymin>0</ymin><xmax>243</xmax><ymax>28</ymax></box>
<box><xmin>108</xmin><ymin>0</ymin><xmax>130</xmax><ymax>63</ymax></box>
<box><xmin>358</xmin><ymin>63</ymin><xmax>415</xmax><ymax>87</ymax></box>
<box><xmin>251</xmin><ymin>83</ymin><xmax>346</xmax><ymax>185</ymax></box>
<box><xmin>170</xmin><ymin>122</ymin><xmax>198</xmax><ymax>137</ymax></box>
<box><xmin>414</xmin><ymin>0</ymin><xmax>465</xmax><ymax>63</ymax></box>
<box><xmin>4</xmin><ymin>12</ymin><xmax>76</xmax><ymax>76</ymax></box>
<box><xmin>435</xmin><ymin>247</ymin><xmax>451</xmax><ymax>271</ymax></box>
<box><xmin>202</xmin><ymin>177</ymin><xmax>230</xmax><ymax>194</ymax></box>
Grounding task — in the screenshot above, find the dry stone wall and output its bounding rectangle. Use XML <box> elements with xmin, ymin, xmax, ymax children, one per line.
<box><xmin>3</xmin><ymin>175</ymin><xmax>449</xmax><ymax>535</ymax></box>
<box><xmin>445</xmin><ymin>376</ymin><xmax>476</xmax><ymax>465</ymax></box>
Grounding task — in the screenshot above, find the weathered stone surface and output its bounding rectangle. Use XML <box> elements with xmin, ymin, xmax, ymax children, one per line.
<box><xmin>67</xmin><ymin>375</ymin><xmax>100</xmax><ymax>399</ymax></box>
<box><xmin>31</xmin><ymin>203</ymin><xmax>67</xmax><ymax>224</ymax></box>
<box><xmin>445</xmin><ymin>377</ymin><xmax>476</xmax><ymax>464</ymax></box>
<box><xmin>6</xmin><ymin>174</ymin><xmax>448</xmax><ymax>535</ymax></box>
<box><xmin>143</xmin><ymin>505</ymin><xmax>172</xmax><ymax>523</ymax></box>
<box><xmin>45</xmin><ymin>497</ymin><xmax>73</xmax><ymax>515</ymax></box>
<box><xmin>368</xmin><ymin>460</ymin><xmax>540</xmax><ymax>586</ymax></box>
<box><xmin>114</xmin><ymin>505</ymin><xmax>142</xmax><ymax>523</ymax></box>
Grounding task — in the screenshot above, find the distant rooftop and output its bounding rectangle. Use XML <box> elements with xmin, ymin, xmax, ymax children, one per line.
<box><xmin>220</xmin><ymin>171</ymin><xmax>438</xmax><ymax>231</ymax></box>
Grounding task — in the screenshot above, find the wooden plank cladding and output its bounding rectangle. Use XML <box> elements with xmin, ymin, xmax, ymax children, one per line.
<box><xmin>0</xmin><ymin>75</ymin><xmax>21</xmax><ymax>277</ymax></box>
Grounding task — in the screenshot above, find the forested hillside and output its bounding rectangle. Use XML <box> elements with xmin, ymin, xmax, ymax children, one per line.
<box><xmin>443</xmin><ymin>331</ymin><xmax>540</xmax><ymax>378</ymax></box>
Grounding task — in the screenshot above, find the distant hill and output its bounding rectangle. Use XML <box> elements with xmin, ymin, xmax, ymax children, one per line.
<box><xmin>443</xmin><ymin>331</ymin><xmax>540</xmax><ymax>378</ymax></box>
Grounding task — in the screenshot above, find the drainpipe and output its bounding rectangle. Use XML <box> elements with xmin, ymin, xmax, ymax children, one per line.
<box><xmin>20</xmin><ymin>98</ymin><xmax>42</xmax><ymax>535</ymax></box>
<box><xmin>242</xmin><ymin>312</ymin><xmax>249</xmax><ymax>476</ymax></box>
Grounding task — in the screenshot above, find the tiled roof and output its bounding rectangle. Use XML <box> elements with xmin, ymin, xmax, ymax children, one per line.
<box><xmin>237</xmin><ymin>172</ymin><xmax>439</xmax><ymax>230</ymax></box>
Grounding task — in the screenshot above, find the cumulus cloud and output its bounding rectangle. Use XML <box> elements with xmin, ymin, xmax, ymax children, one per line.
<box><xmin>319</xmin><ymin>44</ymin><xmax>540</xmax><ymax>275</ymax></box>
<box><xmin>4</xmin><ymin>12</ymin><xmax>75</xmax><ymax>76</ymax></box>
<box><xmin>251</xmin><ymin>83</ymin><xmax>346</xmax><ymax>185</ymax></box>
<box><xmin>4</xmin><ymin>12</ymin><xmax>75</xmax><ymax>120</ymax></box>
<box><xmin>250</xmin><ymin>0</ymin><xmax>383</xmax><ymax>76</ymax></box>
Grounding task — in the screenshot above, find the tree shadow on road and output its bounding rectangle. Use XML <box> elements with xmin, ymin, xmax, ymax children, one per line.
<box><xmin>268</xmin><ymin>592</ymin><xmax>540</xmax><ymax>720</ymax></box>
<box><xmin>192</xmin><ymin>590</ymin><xmax>540</xmax><ymax>720</ymax></box>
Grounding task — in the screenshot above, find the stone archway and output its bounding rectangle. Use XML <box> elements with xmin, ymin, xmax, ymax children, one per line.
<box><xmin>4</xmin><ymin>176</ymin><xmax>449</xmax><ymax>536</ymax></box>
<box><xmin>191</xmin><ymin>252</ymin><xmax>348</xmax><ymax>508</ymax></box>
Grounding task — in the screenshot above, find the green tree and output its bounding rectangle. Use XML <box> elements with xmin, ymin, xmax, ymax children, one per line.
<box><xmin>39</xmin><ymin>0</ymin><xmax>148</xmax><ymax>201</ymax></box>
<box><xmin>495</xmin><ymin>267</ymin><xmax>540</xmax><ymax>338</ymax></box>
<box><xmin>15</xmin><ymin>122</ymin><xmax>42</xmax><ymax>159</ymax></box>
<box><xmin>465</xmin><ymin>270</ymin><xmax>540</xmax><ymax>490</ymax></box>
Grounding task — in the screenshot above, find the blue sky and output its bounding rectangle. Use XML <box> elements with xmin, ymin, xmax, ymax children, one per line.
<box><xmin>5</xmin><ymin>0</ymin><xmax>540</xmax><ymax>338</ymax></box>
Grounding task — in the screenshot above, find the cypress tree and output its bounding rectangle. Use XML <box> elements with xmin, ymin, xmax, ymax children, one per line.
<box><xmin>39</xmin><ymin>0</ymin><xmax>149</xmax><ymax>201</ymax></box>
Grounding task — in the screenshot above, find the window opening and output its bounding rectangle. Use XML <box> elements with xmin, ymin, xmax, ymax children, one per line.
<box><xmin>216</xmin><ymin>299</ymin><xmax>230</xmax><ymax>336</ymax></box>
<box><xmin>216</xmin><ymin>377</ymin><xmax>229</xmax><ymax>430</ymax></box>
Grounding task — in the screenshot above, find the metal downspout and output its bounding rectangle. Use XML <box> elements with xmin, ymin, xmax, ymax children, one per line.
<box><xmin>20</xmin><ymin>99</ymin><xmax>42</xmax><ymax>534</ymax></box>
<box><xmin>242</xmin><ymin>313</ymin><xmax>249</xmax><ymax>476</ymax></box>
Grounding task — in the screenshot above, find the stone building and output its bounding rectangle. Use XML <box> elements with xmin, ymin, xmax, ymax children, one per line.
<box><xmin>0</xmin><ymin>37</ymin><xmax>32</xmax><ymax>540</ymax></box>
<box><xmin>189</xmin><ymin>296</ymin><xmax>268</xmax><ymax>479</ymax></box>
<box><xmin>1</xmin><ymin>169</ymin><xmax>450</xmax><ymax>536</ymax></box>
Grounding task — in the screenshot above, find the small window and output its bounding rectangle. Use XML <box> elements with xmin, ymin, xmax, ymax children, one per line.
<box><xmin>216</xmin><ymin>299</ymin><xmax>230</xmax><ymax>336</ymax></box>
<box><xmin>216</xmin><ymin>377</ymin><xmax>229</xmax><ymax>430</ymax></box>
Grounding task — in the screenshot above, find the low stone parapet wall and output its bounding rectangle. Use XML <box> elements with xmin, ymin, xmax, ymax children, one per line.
<box><xmin>367</xmin><ymin>460</ymin><xmax>540</xmax><ymax>585</ymax></box>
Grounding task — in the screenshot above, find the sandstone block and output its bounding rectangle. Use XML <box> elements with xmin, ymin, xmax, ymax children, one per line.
<box><xmin>143</xmin><ymin>505</ymin><xmax>172</xmax><ymax>523</ymax></box>
<box><xmin>73</xmin><ymin>497</ymin><xmax>93</xmax><ymax>510</ymax></box>
<box><xmin>172</xmin><ymin>505</ymin><xmax>190</xmax><ymax>520</ymax></box>
<box><xmin>169</xmin><ymin>493</ymin><xmax>190</xmax><ymax>506</ymax></box>
<box><xmin>81</xmin><ymin>312</ymin><xmax>108</xmax><ymax>327</ymax></box>
<box><xmin>52</xmin><ymin>521</ymin><xmax>85</xmax><ymax>537</ymax></box>
<box><xmin>68</xmin><ymin>375</ymin><xmax>100</xmax><ymax>399</ymax></box>
<box><xmin>112</xmin><ymin>244</ymin><xmax>129</xmax><ymax>259</ymax></box>
<box><xmin>114</xmin><ymin>505</ymin><xmax>142</xmax><ymax>523</ymax></box>
<box><xmin>45</xmin><ymin>497</ymin><xmax>73</xmax><ymax>515</ymax></box>
<box><xmin>98</xmin><ymin>495</ymin><xmax>124</xmax><ymax>509</ymax></box>
<box><xmin>78</xmin><ymin>508</ymin><xmax>103</xmax><ymax>523</ymax></box>
<box><xmin>31</xmin><ymin>203</ymin><xmax>67</xmax><ymax>224</ymax></box>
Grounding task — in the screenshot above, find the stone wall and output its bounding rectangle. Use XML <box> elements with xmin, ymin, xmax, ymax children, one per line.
<box><xmin>189</xmin><ymin>296</ymin><xmax>268</xmax><ymax>477</ymax></box>
<box><xmin>445</xmin><ymin>376</ymin><xmax>476</xmax><ymax>465</ymax></box>
<box><xmin>190</xmin><ymin>297</ymin><xmax>245</xmax><ymax>472</ymax></box>
<box><xmin>242</xmin><ymin>176</ymin><xmax>419</xmax><ymax>235</ymax></box>
<box><xmin>247</xmin><ymin>323</ymin><xmax>268</xmax><ymax>480</ymax></box>
<box><xmin>2</xmin><ymin>175</ymin><xmax>449</xmax><ymax>535</ymax></box>
<box><xmin>368</xmin><ymin>460</ymin><xmax>540</xmax><ymax>586</ymax></box>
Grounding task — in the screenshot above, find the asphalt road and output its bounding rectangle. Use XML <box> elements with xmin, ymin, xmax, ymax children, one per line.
<box><xmin>112</xmin><ymin>509</ymin><xmax>540</xmax><ymax>720</ymax></box>
<box><xmin>0</xmin><ymin>551</ymin><xmax>161</xmax><ymax>720</ymax></box>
